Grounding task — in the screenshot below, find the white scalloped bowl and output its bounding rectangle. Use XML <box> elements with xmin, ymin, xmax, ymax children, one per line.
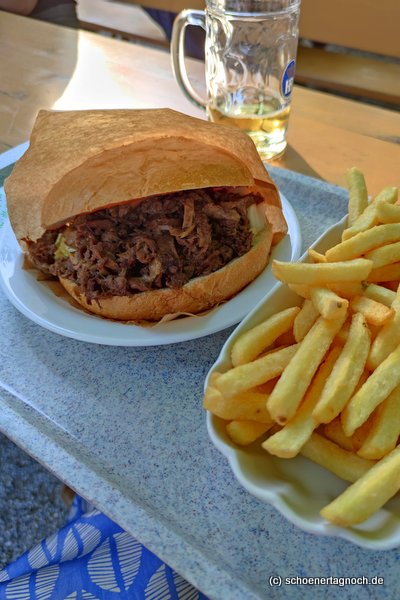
<box><xmin>206</xmin><ymin>215</ymin><xmax>400</xmax><ymax>550</ymax></box>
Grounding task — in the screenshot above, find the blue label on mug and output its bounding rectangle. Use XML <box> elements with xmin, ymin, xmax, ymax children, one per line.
<box><xmin>281</xmin><ymin>60</ymin><xmax>295</xmax><ymax>98</ymax></box>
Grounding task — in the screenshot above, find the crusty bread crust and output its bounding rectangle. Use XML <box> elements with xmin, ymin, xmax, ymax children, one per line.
<box><xmin>5</xmin><ymin>109</ymin><xmax>280</xmax><ymax>244</ymax></box>
<box><xmin>5</xmin><ymin>109</ymin><xmax>285</xmax><ymax>321</ymax></box>
<box><xmin>59</xmin><ymin>225</ymin><xmax>273</xmax><ymax>321</ymax></box>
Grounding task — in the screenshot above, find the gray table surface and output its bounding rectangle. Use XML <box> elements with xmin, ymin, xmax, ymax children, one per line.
<box><xmin>0</xmin><ymin>165</ymin><xmax>399</xmax><ymax>600</ymax></box>
<box><xmin>0</xmin><ymin>161</ymin><xmax>68</xmax><ymax>569</ymax></box>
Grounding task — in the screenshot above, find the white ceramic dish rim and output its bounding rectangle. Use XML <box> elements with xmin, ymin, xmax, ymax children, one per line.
<box><xmin>206</xmin><ymin>214</ymin><xmax>400</xmax><ymax>550</ymax></box>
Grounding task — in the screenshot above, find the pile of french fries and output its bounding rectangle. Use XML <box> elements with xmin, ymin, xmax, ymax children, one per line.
<box><xmin>204</xmin><ymin>168</ymin><xmax>400</xmax><ymax>528</ymax></box>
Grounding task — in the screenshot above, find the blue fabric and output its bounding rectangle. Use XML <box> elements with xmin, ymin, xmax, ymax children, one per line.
<box><xmin>0</xmin><ymin>496</ymin><xmax>208</xmax><ymax>599</ymax></box>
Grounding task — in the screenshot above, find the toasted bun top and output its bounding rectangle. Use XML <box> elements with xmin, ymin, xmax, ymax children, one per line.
<box><xmin>5</xmin><ymin>108</ymin><xmax>280</xmax><ymax>243</ymax></box>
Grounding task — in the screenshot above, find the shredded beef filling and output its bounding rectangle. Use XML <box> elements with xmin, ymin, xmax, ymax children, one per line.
<box><xmin>27</xmin><ymin>188</ymin><xmax>261</xmax><ymax>302</ymax></box>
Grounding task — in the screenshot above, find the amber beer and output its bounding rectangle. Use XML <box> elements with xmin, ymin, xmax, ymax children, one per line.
<box><xmin>171</xmin><ymin>0</ymin><xmax>301</xmax><ymax>160</ymax></box>
<box><xmin>207</xmin><ymin>101</ymin><xmax>291</xmax><ymax>160</ymax></box>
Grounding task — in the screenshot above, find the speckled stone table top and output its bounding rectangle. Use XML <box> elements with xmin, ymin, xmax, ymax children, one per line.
<box><xmin>1</xmin><ymin>161</ymin><xmax>398</xmax><ymax>600</ymax></box>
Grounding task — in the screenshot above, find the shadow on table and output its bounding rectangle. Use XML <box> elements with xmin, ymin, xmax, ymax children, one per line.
<box><xmin>273</xmin><ymin>144</ymin><xmax>322</xmax><ymax>181</ymax></box>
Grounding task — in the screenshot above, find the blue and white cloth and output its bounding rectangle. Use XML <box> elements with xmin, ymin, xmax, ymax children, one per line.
<box><xmin>0</xmin><ymin>496</ymin><xmax>208</xmax><ymax>599</ymax></box>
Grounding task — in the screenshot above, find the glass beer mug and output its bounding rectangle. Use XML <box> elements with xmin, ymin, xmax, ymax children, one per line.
<box><xmin>171</xmin><ymin>0</ymin><xmax>301</xmax><ymax>160</ymax></box>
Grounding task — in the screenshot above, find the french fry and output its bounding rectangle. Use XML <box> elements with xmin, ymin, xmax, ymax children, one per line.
<box><xmin>357</xmin><ymin>384</ymin><xmax>400</xmax><ymax>460</ymax></box>
<box><xmin>353</xmin><ymin>368</ymin><xmax>369</xmax><ymax>391</ymax></box>
<box><xmin>323</xmin><ymin>419</ymin><xmax>354</xmax><ymax>452</ymax></box>
<box><xmin>368</xmin><ymin>323</ymin><xmax>382</xmax><ymax>341</ymax></box>
<box><xmin>349</xmin><ymin>296</ymin><xmax>394</xmax><ymax>327</ymax></box>
<box><xmin>341</xmin><ymin>186</ymin><xmax>398</xmax><ymax>241</ymax></box>
<box><xmin>326</xmin><ymin>281</ymin><xmax>365</xmax><ymax>299</ymax></box>
<box><xmin>290</xmin><ymin>282</ymin><xmax>363</xmax><ymax>303</ymax></box>
<box><xmin>204</xmin><ymin>170</ymin><xmax>400</xmax><ymax>528</ymax></box>
<box><xmin>203</xmin><ymin>385</ymin><xmax>273</xmax><ymax>423</ymax></box>
<box><xmin>300</xmin><ymin>433</ymin><xmax>374</xmax><ymax>483</ymax></box>
<box><xmin>335</xmin><ymin>320</ymin><xmax>379</xmax><ymax>347</ymax></box>
<box><xmin>262</xmin><ymin>346</ymin><xmax>340</xmax><ymax>458</ymax></box>
<box><xmin>308</xmin><ymin>248</ymin><xmax>327</xmax><ymax>263</ymax></box>
<box><xmin>351</xmin><ymin>416</ymin><xmax>375</xmax><ymax>452</ymax></box>
<box><xmin>368</xmin><ymin>284</ymin><xmax>400</xmax><ymax>370</ymax></box>
<box><xmin>341</xmin><ymin>343</ymin><xmax>400</xmax><ymax>437</ymax></box>
<box><xmin>338</xmin><ymin>371</ymin><xmax>372</xmax><ymax>449</ymax></box>
<box><xmin>293</xmin><ymin>299</ymin><xmax>319</xmax><ymax>342</ymax></box>
<box><xmin>365</xmin><ymin>241</ymin><xmax>400</xmax><ymax>269</ymax></box>
<box><xmin>377</xmin><ymin>202</ymin><xmax>400</xmax><ymax>224</ymax></box>
<box><xmin>230</xmin><ymin>306</ymin><xmax>300</xmax><ymax>366</ymax></box>
<box><xmin>226</xmin><ymin>420</ymin><xmax>272</xmax><ymax>446</ymax></box>
<box><xmin>375</xmin><ymin>189</ymin><xmax>400</xmax><ymax>223</ymax></box>
<box><xmin>256</xmin><ymin>378</ymin><xmax>279</xmax><ymax>395</ymax></box>
<box><xmin>374</xmin><ymin>185</ymin><xmax>399</xmax><ymax>205</ymax></box>
<box><xmin>333</xmin><ymin>320</ymin><xmax>351</xmax><ymax>346</ymax></box>
<box><xmin>346</xmin><ymin>167</ymin><xmax>369</xmax><ymax>227</ymax></box>
<box><xmin>343</xmin><ymin>370</ymin><xmax>373</xmax><ymax>450</ymax></box>
<box><xmin>312</xmin><ymin>313</ymin><xmax>370</xmax><ymax>424</ymax></box>
<box><xmin>267</xmin><ymin>312</ymin><xmax>347</xmax><ymax>425</ymax></box>
<box><xmin>275</xmin><ymin>329</ymin><xmax>296</xmax><ymax>346</ymax></box>
<box><xmin>384</xmin><ymin>282</ymin><xmax>399</xmax><ymax>291</ymax></box>
<box><xmin>214</xmin><ymin>344</ymin><xmax>299</xmax><ymax>399</ymax></box>
<box><xmin>320</xmin><ymin>445</ymin><xmax>400</xmax><ymax>526</ymax></box>
<box><xmin>362</xmin><ymin>283</ymin><xmax>396</xmax><ymax>307</ymax></box>
<box><xmin>367</xmin><ymin>262</ymin><xmax>400</xmax><ymax>283</ymax></box>
<box><xmin>310</xmin><ymin>287</ymin><xmax>348</xmax><ymax>320</ymax></box>
<box><xmin>272</xmin><ymin>258</ymin><xmax>372</xmax><ymax>285</ymax></box>
<box><xmin>288</xmin><ymin>283</ymin><xmax>311</xmax><ymax>299</ymax></box>
<box><xmin>341</xmin><ymin>204</ymin><xmax>379</xmax><ymax>241</ymax></box>
<box><xmin>326</xmin><ymin>224</ymin><xmax>400</xmax><ymax>262</ymax></box>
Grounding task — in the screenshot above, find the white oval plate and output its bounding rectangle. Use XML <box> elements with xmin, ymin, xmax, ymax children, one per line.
<box><xmin>206</xmin><ymin>215</ymin><xmax>400</xmax><ymax>550</ymax></box>
<box><xmin>0</xmin><ymin>193</ymin><xmax>301</xmax><ymax>346</ymax></box>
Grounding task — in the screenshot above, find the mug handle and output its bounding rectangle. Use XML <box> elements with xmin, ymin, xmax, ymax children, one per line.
<box><xmin>171</xmin><ymin>9</ymin><xmax>207</xmax><ymax>110</ymax></box>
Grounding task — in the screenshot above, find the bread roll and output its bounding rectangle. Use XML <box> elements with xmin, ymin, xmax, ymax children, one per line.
<box><xmin>4</xmin><ymin>108</ymin><xmax>285</xmax><ymax>322</ymax></box>
<box><xmin>59</xmin><ymin>225</ymin><xmax>273</xmax><ymax>321</ymax></box>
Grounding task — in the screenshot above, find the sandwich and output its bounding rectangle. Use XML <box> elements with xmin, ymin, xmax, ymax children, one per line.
<box><xmin>5</xmin><ymin>108</ymin><xmax>287</xmax><ymax>321</ymax></box>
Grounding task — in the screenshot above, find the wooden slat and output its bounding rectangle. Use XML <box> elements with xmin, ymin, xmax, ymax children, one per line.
<box><xmin>92</xmin><ymin>0</ymin><xmax>400</xmax><ymax>106</ymax></box>
<box><xmin>292</xmin><ymin>86</ymin><xmax>399</xmax><ymax>144</ymax></box>
<box><xmin>78</xmin><ymin>0</ymin><xmax>168</xmax><ymax>47</ymax></box>
<box><xmin>116</xmin><ymin>0</ymin><xmax>400</xmax><ymax>59</ymax></box>
<box><xmin>79</xmin><ymin>19</ymin><xmax>169</xmax><ymax>48</ymax></box>
<box><xmin>116</xmin><ymin>0</ymin><xmax>204</xmax><ymax>12</ymax></box>
<box><xmin>299</xmin><ymin>0</ymin><xmax>400</xmax><ymax>58</ymax></box>
<box><xmin>0</xmin><ymin>11</ymin><xmax>399</xmax><ymax>195</ymax></box>
<box><xmin>274</xmin><ymin>104</ymin><xmax>400</xmax><ymax>193</ymax></box>
<box><xmin>296</xmin><ymin>46</ymin><xmax>400</xmax><ymax>106</ymax></box>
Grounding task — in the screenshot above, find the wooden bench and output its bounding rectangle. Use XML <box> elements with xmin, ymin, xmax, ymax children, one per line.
<box><xmin>77</xmin><ymin>0</ymin><xmax>169</xmax><ymax>48</ymax></box>
<box><xmin>78</xmin><ymin>0</ymin><xmax>400</xmax><ymax>107</ymax></box>
<box><xmin>296</xmin><ymin>0</ymin><xmax>400</xmax><ymax>107</ymax></box>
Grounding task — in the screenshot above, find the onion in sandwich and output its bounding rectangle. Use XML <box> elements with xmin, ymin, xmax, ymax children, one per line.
<box><xmin>5</xmin><ymin>108</ymin><xmax>287</xmax><ymax>321</ymax></box>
